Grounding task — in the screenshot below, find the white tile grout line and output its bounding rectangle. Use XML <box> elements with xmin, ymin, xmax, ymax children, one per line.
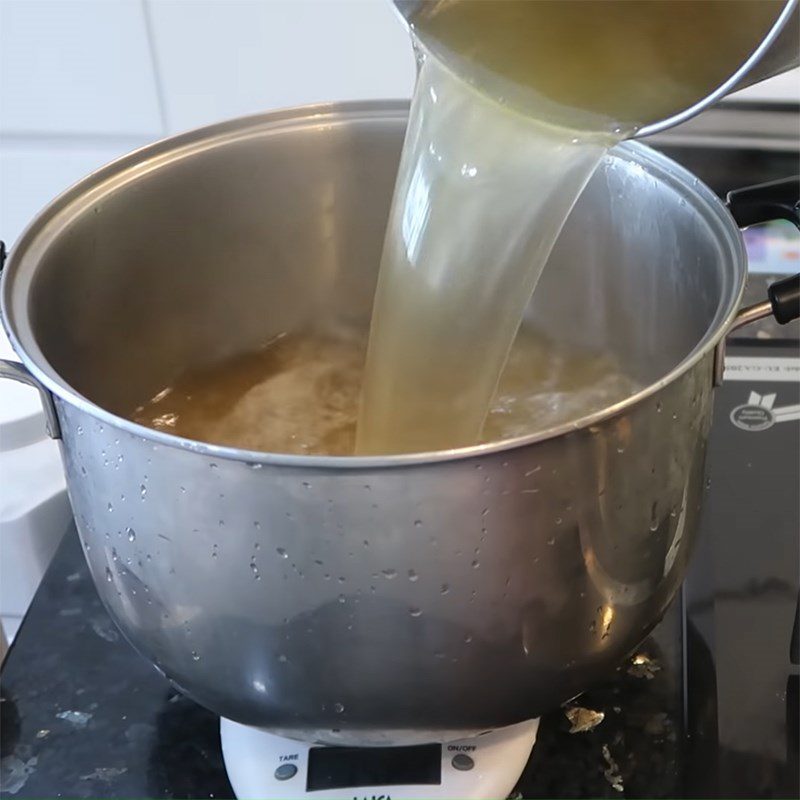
<box><xmin>141</xmin><ymin>0</ymin><xmax>170</xmax><ymax>136</ymax></box>
<box><xmin>0</xmin><ymin>132</ymin><xmax>156</xmax><ymax>149</ymax></box>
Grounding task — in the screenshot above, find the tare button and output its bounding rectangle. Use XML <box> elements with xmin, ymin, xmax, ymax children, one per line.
<box><xmin>274</xmin><ymin>763</ymin><xmax>298</xmax><ymax>781</ymax></box>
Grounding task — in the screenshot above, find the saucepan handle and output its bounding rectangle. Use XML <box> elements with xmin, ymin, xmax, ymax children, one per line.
<box><xmin>0</xmin><ymin>241</ymin><xmax>61</xmax><ymax>439</ymax></box>
<box><xmin>713</xmin><ymin>176</ymin><xmax>800</xmax><ymax>385</ymax></box>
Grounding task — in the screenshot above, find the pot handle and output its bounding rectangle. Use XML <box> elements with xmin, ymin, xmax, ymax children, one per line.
<box><xmin>0</xmin><ymin>360</ymin><xmax>61</xmax><ymax>439</ymax></box>
<box><xmin>713</xmin><ymin>176</ymin><xmax>800</xmax><ymax>384</ymax></box>
<box><xmin>0</xmin><ymin>241</ymin><xmax>61</xmax><ymax>439</ymax></box>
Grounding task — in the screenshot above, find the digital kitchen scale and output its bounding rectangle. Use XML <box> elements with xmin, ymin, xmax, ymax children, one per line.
<box><xmin>220</xmin><ymin>717</ymin><xmax>540</xmax><ymax>799</ymax></box>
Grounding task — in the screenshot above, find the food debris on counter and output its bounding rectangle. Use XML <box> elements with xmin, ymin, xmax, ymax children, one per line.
<box><xmin>564</xmin><ymin>705</ymin><xmax>605</xmax><ymax>733</ymax></box>
<box><xmin>627</xmin><ymin>653</ymin><xmax>661</xmax><ymax>680</ymax></box>
<box><xmin>55</xmin><ymin>710</ymin><xmax>92</xmax><ymax>727</ymax></box>
<box><xmin>602</xmin><ymin>744</ymin><xmax>625</xmax><ymax>793</ymax></box>
<box><xmin>0</xmin><ymin>755</ymin><xmax>38</xmax><ymax>795</ymax></box>
<box><xmin>80</xmin><ymin>767</ymin><xmax>128</xmax><ymax>782</ymax></box>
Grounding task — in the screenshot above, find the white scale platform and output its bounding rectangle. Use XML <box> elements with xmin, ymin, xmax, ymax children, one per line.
<box><xmin>221</xmin><ymin>717</ymin><xmax>540</xmax><ymax>799</ymax></box>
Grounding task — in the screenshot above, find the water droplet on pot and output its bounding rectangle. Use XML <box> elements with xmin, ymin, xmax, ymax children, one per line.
<box><xmin>126</xmin><ymin>528</ymin><xmax>136</xmax><ymax>543</ymax></box>
<box><xmin>107</xmin><ymin>502</ymin><xmax>113</xmax><ymax>512</ymax></box>
<box><xmin>278</xmin><ymin>653</ymin><xmax>288</xmax><ymax>663</ymax></box>
<box><xmin>192</xmin><ymin>651</ymin><xmax>200</xmax><ymax>661</ymax></box>
<box><xmin>381</xmin><ymin>569</ymin><xmax>397</xmax><ymax>579</ymax></box>
<box><xmin>464</xmin><ymin>633</ymin><xmax>473</xmax><ymax>643</ymax></box>
<box><xmin>408</xmin><ymin>569</ymin><xmax>418</xmax><ymax>582</ymax></box>
<box><xmin>547</xmin><ymin>536</ymin><xmax>556</xmax><ymax>546</ymax></box>
<box><xmin>409</xmin><ymin>607</ymin><xmax>422</xmax><ymax>617</ymax></box>
<box><xmin>276</xmin><ymin>547</ymin><xmax>287</xmax><ymax>559</ymax></box>
<box><xmin>440</xmin><ymin>583</ymin><xmax>450</xmax><ymax>594</ymax></box>
<box><xmin>209</xmin><ymin>463</ymin><xmax>218</xmax><ymax>470</ymax></box>
<box><xmin>105</xmin><ymin>567</ymin><xmax>113</xmax><ymax>582</ymax></box>
<box><xmin>140</xmin><ymin>485</ymin><xmax>147</xmax><ymax>499</ymax></box>
<box><xmin>77</xmin><ymin>426</ymin><xmax>84</xmax><ymax>435</ymax></box>
<box><xmin>413</xmin><ymin>520</ymin><xmax>422</xmax><ymax>528</ymax></box>
<box><xmin>649</xmin><ymin>501</ymin><xmax>659</xmax><ymax>531</ymax></box>
<box><xmin>337</xmin><ymin>595</ymin><xmax>346</xmax><ymax>604</ymax></box>
<box><xmin>471</xmin><ymin>560</ymin><xmax>480</xmax><ymax>569</ymax></box>
<box><xmin>334</xmin><ymin>703</ymin><xmax>345</xmax><ymax>714</ymax></box>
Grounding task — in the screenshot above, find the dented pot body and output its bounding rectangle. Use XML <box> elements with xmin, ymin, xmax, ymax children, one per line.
<box><xmin>0</xmin><ymin>103</ymin><xmax>746</xmax><ymax>744</ymax></box>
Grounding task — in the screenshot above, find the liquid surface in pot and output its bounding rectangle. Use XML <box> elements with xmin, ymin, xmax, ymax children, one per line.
<box><xmin>130</xmin><ymin>328</ymin><xmax>640</xmax><ymax>456</ymax></box>
<box><xmin>354</xmin><ymin>0</ymin><xmax>778</xmax><ymax>454</ymax></box>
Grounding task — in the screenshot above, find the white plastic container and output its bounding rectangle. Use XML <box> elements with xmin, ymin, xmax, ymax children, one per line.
<box><xmin>0</xmin><ymin>329</ymin><xmax>71</xmax><ymax>642</ymax></box>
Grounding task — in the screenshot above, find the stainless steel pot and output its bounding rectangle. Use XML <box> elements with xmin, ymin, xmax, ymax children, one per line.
<box><xmin>1</xmin><ymin>103</ymin><xmax>797</xmax><ymax>745</ymax></box>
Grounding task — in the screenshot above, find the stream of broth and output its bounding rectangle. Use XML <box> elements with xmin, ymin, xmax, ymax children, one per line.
<box><xmin>131</xmin><ymin>1</ymin><xmax>779</xmax><ymax>455</ymax></box>
<box><xmin>353</xmin><ymin>0</ymin><xmax>780</xmax><ymax>454</ymax></box>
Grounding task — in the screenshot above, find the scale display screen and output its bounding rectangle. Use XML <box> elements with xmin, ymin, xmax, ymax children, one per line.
<box><xmin>306</xmin><ymin>743</ymin><xmax>442</xmax><ymax>791</ymax></box>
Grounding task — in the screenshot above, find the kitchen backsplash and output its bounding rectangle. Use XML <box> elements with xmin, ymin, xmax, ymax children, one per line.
<box><xmin>0</xmin><ymin>0</ymin><xmax>416</xmax><ymax>246</ymax></box>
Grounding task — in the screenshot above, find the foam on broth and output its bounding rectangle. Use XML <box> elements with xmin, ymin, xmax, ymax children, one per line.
<box><xmin>131</xmin><ymin>328</ymin><xmax>640</xmax><ymax>456</ymax></box>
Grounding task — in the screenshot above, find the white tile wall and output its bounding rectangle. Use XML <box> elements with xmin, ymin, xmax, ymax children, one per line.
<box><xmin>0</xmin><ymin>0</ymin><xmax>414</xmax><ymax>246</ymax></box>
<box><xmin>0</xmin><ymin>0</ymin><xmax>163</xmax><ymax>137</ymax></box>
<box><xmin>146</xmin><ymin>0</ymin><xmax>415</xmax><ymax>134</ymax></box>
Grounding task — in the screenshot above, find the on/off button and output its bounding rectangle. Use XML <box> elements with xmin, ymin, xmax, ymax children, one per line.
<box><xmin>451</xmin><ymin>753</ymin><xmax>475</xmax><ymax>771</ymax></box>
<box><xmin>274</xmin><ymin>763</ymin><xmax>298</xmax><ymax>781</ymax></box>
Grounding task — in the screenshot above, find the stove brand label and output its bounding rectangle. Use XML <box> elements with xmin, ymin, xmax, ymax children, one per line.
<box><xmin>724</xmin><ymin>356</ymin><xmax>800</xmax><ymax>383</ymax></box>
<box><xmin>730</xmin><ymin>390</ymin><xmax>800</xmax><ymax>431</ymax></box>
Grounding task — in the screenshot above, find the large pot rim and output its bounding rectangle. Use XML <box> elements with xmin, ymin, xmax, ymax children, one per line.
<box><xmin>1</xmin><ymin>100</ymin><xmax>747</xmax><ymax>469</ymax></box>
